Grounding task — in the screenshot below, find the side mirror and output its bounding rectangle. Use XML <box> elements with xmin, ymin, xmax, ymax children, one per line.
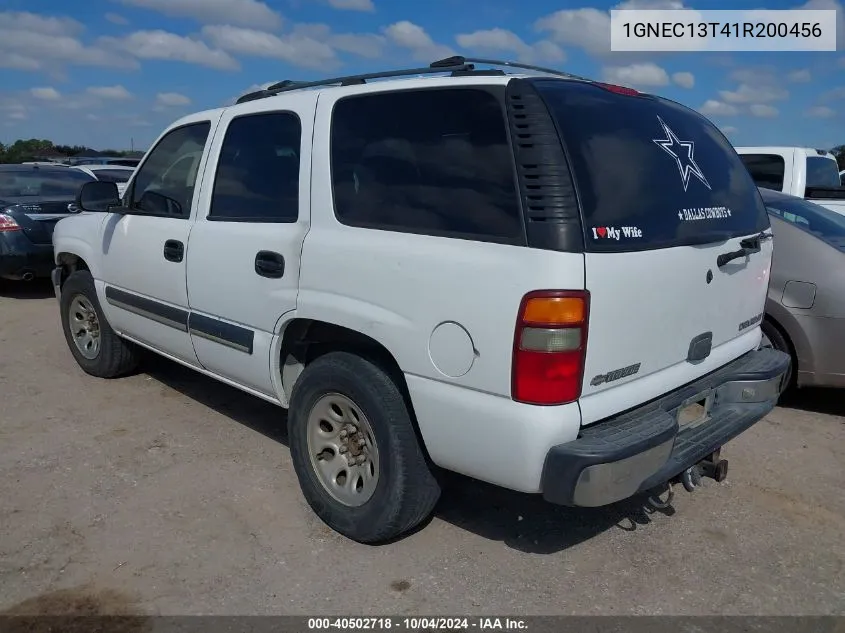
<box><xmin>77</xmin><ymin>181</ymin><xmax>120</xmax><ymax>213</ymax></box>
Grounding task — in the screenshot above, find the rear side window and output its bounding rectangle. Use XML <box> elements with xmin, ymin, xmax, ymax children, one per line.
<box><xmin>330</xmin><ymin>87</ymin><xmax>523</xmax><ymax>242</ymax></box>
<box><xmin>739</xmin><ymin>154</ymin><xmax>785</xmax><ymax>191</ymax></box>
<box><xmin>534</xmin><ymin>80</ymin><xmax>769</xmax><ymax>252</ymax></box>
<box><xmin>805</xmin><ymin>156</ymin><xmax>841</xmax><ymax>189</ymax></box>
<box><xmin>764</xmin><ymin>193</ymin><xmax>845</xmax><ymax>248</ymax></box>
<box><xmin>210</xmin><ymin>111</ymin><xmax>301</xmax><ymax>222</ymax></box>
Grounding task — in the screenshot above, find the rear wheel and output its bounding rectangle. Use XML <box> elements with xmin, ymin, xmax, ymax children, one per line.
<box><xmin>59</xmin><ymin>270</ymin><xmax>139</xmax><ymax>378</ymax></box>
<box><xmin>760</xmin><ymin>319</ymin><xmax>795</xmax><ymax>391</ymax></box>
<box><xmin>287</xmin><ymin>351</ymin><xmax>441</xmax><ymax>543</ymax></box>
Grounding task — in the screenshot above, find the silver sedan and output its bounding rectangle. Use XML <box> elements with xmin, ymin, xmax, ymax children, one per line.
<box><xmin>759</xmin><ymin>187</ymin><xmax>845</xmax><ymax>391</ymax></box>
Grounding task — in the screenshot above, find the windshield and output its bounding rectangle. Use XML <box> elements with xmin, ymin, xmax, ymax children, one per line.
<box><xmin>764</xmin><ymin>193</ymin><xmax>845</xmax><ymax>244</ymax></box>
<box><xmin>532</xmin><ymin>79</ymin><xmax>769</xmax><ymax>252</ymax></box>
<box><xmin>806</xmin><ymin>156</ymin><xmax>841</xmax><ymax>188</ymax></box>
<box><xmin>0</xmin><ymin>169</ymin><xmax>94</xmax><ymax>198</ymax></box>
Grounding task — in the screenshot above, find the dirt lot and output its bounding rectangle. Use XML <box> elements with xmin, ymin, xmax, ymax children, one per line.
<box><xmin>1</xmin><ymin>280</ymin><xmax>844</xmax><ymax>616</ymax></box>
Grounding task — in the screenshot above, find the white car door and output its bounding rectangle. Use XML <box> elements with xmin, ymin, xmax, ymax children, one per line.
<box><xmin>97</xmin><ymin>115</ymin><xmax>220</xmax><ymax>365</ymax></box>
<box><xmin>184</xmin><ymin>93</ymin><xmax>314</xmax><ymax>397</ymax></box>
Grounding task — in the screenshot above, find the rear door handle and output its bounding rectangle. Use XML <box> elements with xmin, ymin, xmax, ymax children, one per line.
<box><xmin>163</xmin><ymin>239</ymin><xmax>184</xmax><ymax>263</ymax></box>
<box><xmin>255</xmin><ymin>251</ymin><xmax>285</xmax><ymax>278</ymax></box>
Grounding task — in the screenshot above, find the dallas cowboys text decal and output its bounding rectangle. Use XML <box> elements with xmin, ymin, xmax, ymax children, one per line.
<box><xmin>653</xmin><ymin>116</ymin><xmax>711</xmax><ymax>192</ymax></box>
<box><xmin>591</xmin><ymin>226</ymin><xmax>643</xmax><ymax>240</ymax></box>
<box><xmin>678</xmin><ymin>206</ymin><xmax>732</xmax><ymax>221</ymax></box>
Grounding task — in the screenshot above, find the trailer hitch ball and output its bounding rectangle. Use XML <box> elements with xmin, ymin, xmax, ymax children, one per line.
<box><xmin>681</xmin><ymin>465</ymin><xmax>702</xmax><ymax>492</ymax></box>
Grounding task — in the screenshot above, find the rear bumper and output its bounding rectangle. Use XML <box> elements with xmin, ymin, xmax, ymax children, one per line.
<box><xmin>541</xmin><ymin>347</ymin><xmax>791</xmax><ymax>507</ymax></box>
<box><xmin>0</xmin><ymin>231</ymin><xmax>54</xmax><ymax>280</ymax></box>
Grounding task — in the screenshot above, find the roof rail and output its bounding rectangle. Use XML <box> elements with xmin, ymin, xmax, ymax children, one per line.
<box><xmin>430</xmin><ymin>56</ymin><xmax>591</xmax><ymax>82</ymax></box>
<box><xmin>234</xmin><ymin>56</ymin><xmax>589</xmax><ymax>105</ymax></box>
<box><xmin>236</xmin><ymin>59</ymin><xmax>474</xmax><ymax>104</ymax></box>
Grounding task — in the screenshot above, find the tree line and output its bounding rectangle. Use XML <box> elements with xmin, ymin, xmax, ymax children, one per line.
<box><xmin>1</xmin><ymin>136</ymin><xmax>843</xmax><ymax>171</ymax></box>
<box><xmin>0</xmin><ymin>139</ymin><xmax>144</xmax><ymax>164</ymax></box>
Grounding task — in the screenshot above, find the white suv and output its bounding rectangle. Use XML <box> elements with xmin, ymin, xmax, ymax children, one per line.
<box><xmin>52</xmin><ymin>57</ymin><xmax>790</xmax><ymax>543</ymax></box>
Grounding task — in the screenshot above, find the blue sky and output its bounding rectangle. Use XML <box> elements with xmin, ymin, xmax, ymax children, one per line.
<box><xmin>0</xmin><ymin>0</ymin><xmax>843</xmax><ymax>151</ymax></box>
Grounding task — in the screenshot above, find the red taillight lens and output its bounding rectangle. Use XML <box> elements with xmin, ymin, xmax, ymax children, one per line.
<box><xmin>512</xmin><ymin>290</ymin><xmax>589</xmax><ymax>406</ymax></box>
<box><xmin>0</xmin><ymin>214</ymin><xmax>21</xmax><ymax>232</ymax></box>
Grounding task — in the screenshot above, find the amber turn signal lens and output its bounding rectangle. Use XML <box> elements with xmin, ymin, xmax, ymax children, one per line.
<box><xmin>522</xmin><ymin>297</ymin><xmax>585</xmax><ymax>325</ymax></box>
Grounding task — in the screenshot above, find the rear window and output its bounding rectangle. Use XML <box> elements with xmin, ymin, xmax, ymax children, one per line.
<box><xmin>739</xmin><ymin>154</ymin><xmax>785</xmax><ymax>191</ymax></box>
<box><xmin>533</xmin><ymin>80</ymin><xmax>769</xmax><ymax>252</ymax></box>
<box><xmin>763</xmin><ymin>192</ymin><xmax>845</xmax><ymax>249</ymax></box>
<box><xmin>0</xmin><ymin>168</ymin><xmax>94</xmax><ymax>198</ymax></box>
<box><xmin>805</xmin><ymin>156</ymin><xmax>841</xmax><ymax>189</ymax></box>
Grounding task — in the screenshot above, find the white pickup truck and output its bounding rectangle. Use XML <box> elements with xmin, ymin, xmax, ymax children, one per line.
<box><xmin>735</xmin><ymin>146</ymin><xmax>845</xmax><ymax>215</ymax></box>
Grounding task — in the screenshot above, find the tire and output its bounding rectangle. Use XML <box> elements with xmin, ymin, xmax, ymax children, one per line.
<box><xmin>288</xmin><ymin>351</ymin><xmax>441</xmax><ymax>543</ymax></box>
<box><xmin>59</xmin><ymin>270</ymin><xmax>139</xmax><ymax>378</ymax></box>
<box><xmin>760</xmin><ymin>319</ymin><xmax>795</xmax><ymax>391</ymax></box>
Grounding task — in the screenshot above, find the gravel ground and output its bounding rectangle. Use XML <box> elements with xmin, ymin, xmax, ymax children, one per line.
<box><xmin>1</xmin><ymin>280</ymin><xmax>843</xmax><ymax>616</ymax></box>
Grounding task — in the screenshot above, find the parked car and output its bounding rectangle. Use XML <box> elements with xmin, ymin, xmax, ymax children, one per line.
<box><xmin>0</xmin><ymin>164</ymin><xmax>95</xmax><ymax>281</ymax></box>
<box><xmin>735</xmin><ymin>146</ymin><xmax>845</xmax><ymax>215</ymax></box>
<box><xmin>758</xmin><ymin>187</ymin><xmax>845</xmax><ymax>390</ymax></box>
<box><xmin>71</xmin><ymin>164</ymin><xmax>135</xmax><ymax>198</ymax></box>
<box><xmin>69</xmin><ymin>156</ymin><xmax>141</xmax><ymax>167</ymax></box>
<box><xmin>51</xmin><ymin>56</ymin><xmax>790</xmax><ymax>543</ymax></box>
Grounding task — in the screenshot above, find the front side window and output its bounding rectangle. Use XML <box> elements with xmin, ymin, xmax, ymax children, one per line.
<box><xmin>130</xmin><ymin>122</ymin><xmax>211</xmax><ymax>218</ymax></box>
<box><xmin>805</xmin><ymin>156</ymin><xmax>841</xmax><ymax>189</ymax></box>
<box><xmin>330</xmin><ymin>87</ymin><xmax>522</xmax><ymax>241</ymax></box>
<box><xmin>210</xmin><ymin>112</ymin><xmax>301</xmax><ymax>222</ymax></box>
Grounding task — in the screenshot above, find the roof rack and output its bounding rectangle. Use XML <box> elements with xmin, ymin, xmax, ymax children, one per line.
<box><xmin>234</xmin><ymin>56</ymin><xmax>588</xmax><ymax>104</ymax></box>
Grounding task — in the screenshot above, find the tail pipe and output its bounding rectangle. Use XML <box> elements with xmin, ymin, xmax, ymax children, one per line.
<box><xmin>21</xmin><ymin>271</ymin><xmax>34</xmax><ymax>282</ymax></box>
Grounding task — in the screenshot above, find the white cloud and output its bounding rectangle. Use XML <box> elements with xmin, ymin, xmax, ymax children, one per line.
<box><xmin>456</xmin><ymin>28</ymin><xmax>565</xmax><ymax>63</ymax></box>
<box><xmin>201</xmin><ymin>25</ymin><xmax>337</xmax><ymax>69</ymax></box>
<box><xmin>671</xmin><ymin>71</ymin><xmax>694</xmax><ymax>88</ymax></box>
<box><xmin>30</xmin><ymin>87</ymin><xmax>62</xmax><ymax>101</ymax></box>
<box><xmin>100</xmin><ymin>30</ymin><xmax>239</xmax><ymax>70</ymax></box>
<box><xmin>719</xmin><ymin>83</ymin><xmax>788</xmax><ymax>104</ymax></box>
<box><xmin>1</xmin><ymin>11</ymin><xmax>84</xmax><ymax>37</ymax></box>
<box><xmin>749</xmin><ymin>104</ymin><xmax>778</xmax><ymax>118</ymax></box>
<box><xmin>797</xmin><ymin>0</ymin><xmax>844</xmax><ymax>50</ymax></box>
<box><xmin>806</xmin><ymin>105</ymin><xmax>836</xmax><ymax>118</ymax></box>
<box><xmin>534</xmin><ymin>0</ymin><xmax>689</xmax><ymax>56</ymax></box>
<box><xmin>699</xmin><ymin>100</ymin><xmax>739</xmax><ymax>116</ymax></box>
<box><xmin>327</xmin><ymin>0</ymin><xmax>375</xmax><ymax>11</ymax></box>
<box><xmin>87</xmin><ymin>85</ymin><xmax>133</xmax><ymax>100</ymax></box>
<box><xmin>383</xmin><ymin>21</ymin><xmax>454</xmax><ymax>62</ymax></box>
<box><xmin>0</xmin><ymin>11</ymin><xmax>138</xmax><ymax>72</ymax></box>
<box><xmin>105</xmin><ymin>12</ymin><xmax>129</xmax><ymax>25</ymax></box>
<box><xmin>117</xmin><ymin>0</ymin><xmax>282</xmax><ymax>29</ymax></box>
<box><xmin>156</xmin><ymin>92</ymin><xmax>191</xmax><ymax>107</ymax></box>
<box><xmin>603</xmin><ymin>62</ymin><xmax>669</xmax><ymax>87</ymax></box>
<box><xmin>292</xmin><ymin>23</ymin><xmax>385</xmax><ymax>59</ymax></box>
<box><xmin>787</xmin><ymin>69</ymin><xmax>811</xmax><ymax>83</ymax></box>
<box><xmin>9</xmin><ymin>110</ymin><xmax>27</xmax><ymax>121</ymax></box>
<box><xmin>720</xmin><ymin>126</ymin><xmax>738</xmax><ymax>134</ymax></box>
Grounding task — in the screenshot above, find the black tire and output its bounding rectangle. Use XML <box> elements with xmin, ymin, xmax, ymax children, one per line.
<box><xmin>59</xmin><ymin>270</ymin><xmax>139</xmax><ymax>378</ymax></box>
<box><xmin>288</xmin><ymin>351</ymin><xmax>441</xmax><ymax>543</ymax></box>
<box><xmin>761</xmin><ymin>319</ymin><xmax>795</xmax><ymax>390</ymax></box>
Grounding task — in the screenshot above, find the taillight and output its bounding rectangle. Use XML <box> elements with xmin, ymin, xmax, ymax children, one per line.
<box><xmin>511</xmin><ymin>290</ymin><xmax>590</xmax><ymax>406</ymax></box>
<box><xmin>0</xmin><ymin>214</ymin><xmax>21</xmax><ymax>232</ymax></box>
<box><xmin>594</xmin><ymin>82</ymin><xmax>641</xmax><ymax>96</ymax></box>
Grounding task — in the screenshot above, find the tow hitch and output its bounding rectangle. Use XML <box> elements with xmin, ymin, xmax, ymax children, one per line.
<box><xmin>646</xmin><ymin>449</ymin><xmax>730</xmax><ymax>509</ymax></box>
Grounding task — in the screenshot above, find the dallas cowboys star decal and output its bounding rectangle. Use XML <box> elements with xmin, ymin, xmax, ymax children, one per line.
<box><xmin>652</xmin><ymin>116</ymin><xmax>711</xmax><ymax>192</ymax></box>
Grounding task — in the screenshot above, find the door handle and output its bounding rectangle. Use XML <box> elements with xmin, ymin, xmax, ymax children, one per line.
<box><xmin>163</xmin><ymin>239</ymin><xmax>184</xmax><ymax>263</ymax></box>
<box><xmin>255</xmin><ymin>251</ymin><xmax>285</xmax><ymax>278</ymax></box>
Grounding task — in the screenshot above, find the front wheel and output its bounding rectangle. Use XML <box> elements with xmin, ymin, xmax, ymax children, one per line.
<box><xmin>288</xmin><ymin>351</ymin><xmax>441</xmax><ymax>543</ymax></box>
<box><xmin>59</xmin><ymin>270</ymin><xmax>139</xmax><ymax>378</ymax></box>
